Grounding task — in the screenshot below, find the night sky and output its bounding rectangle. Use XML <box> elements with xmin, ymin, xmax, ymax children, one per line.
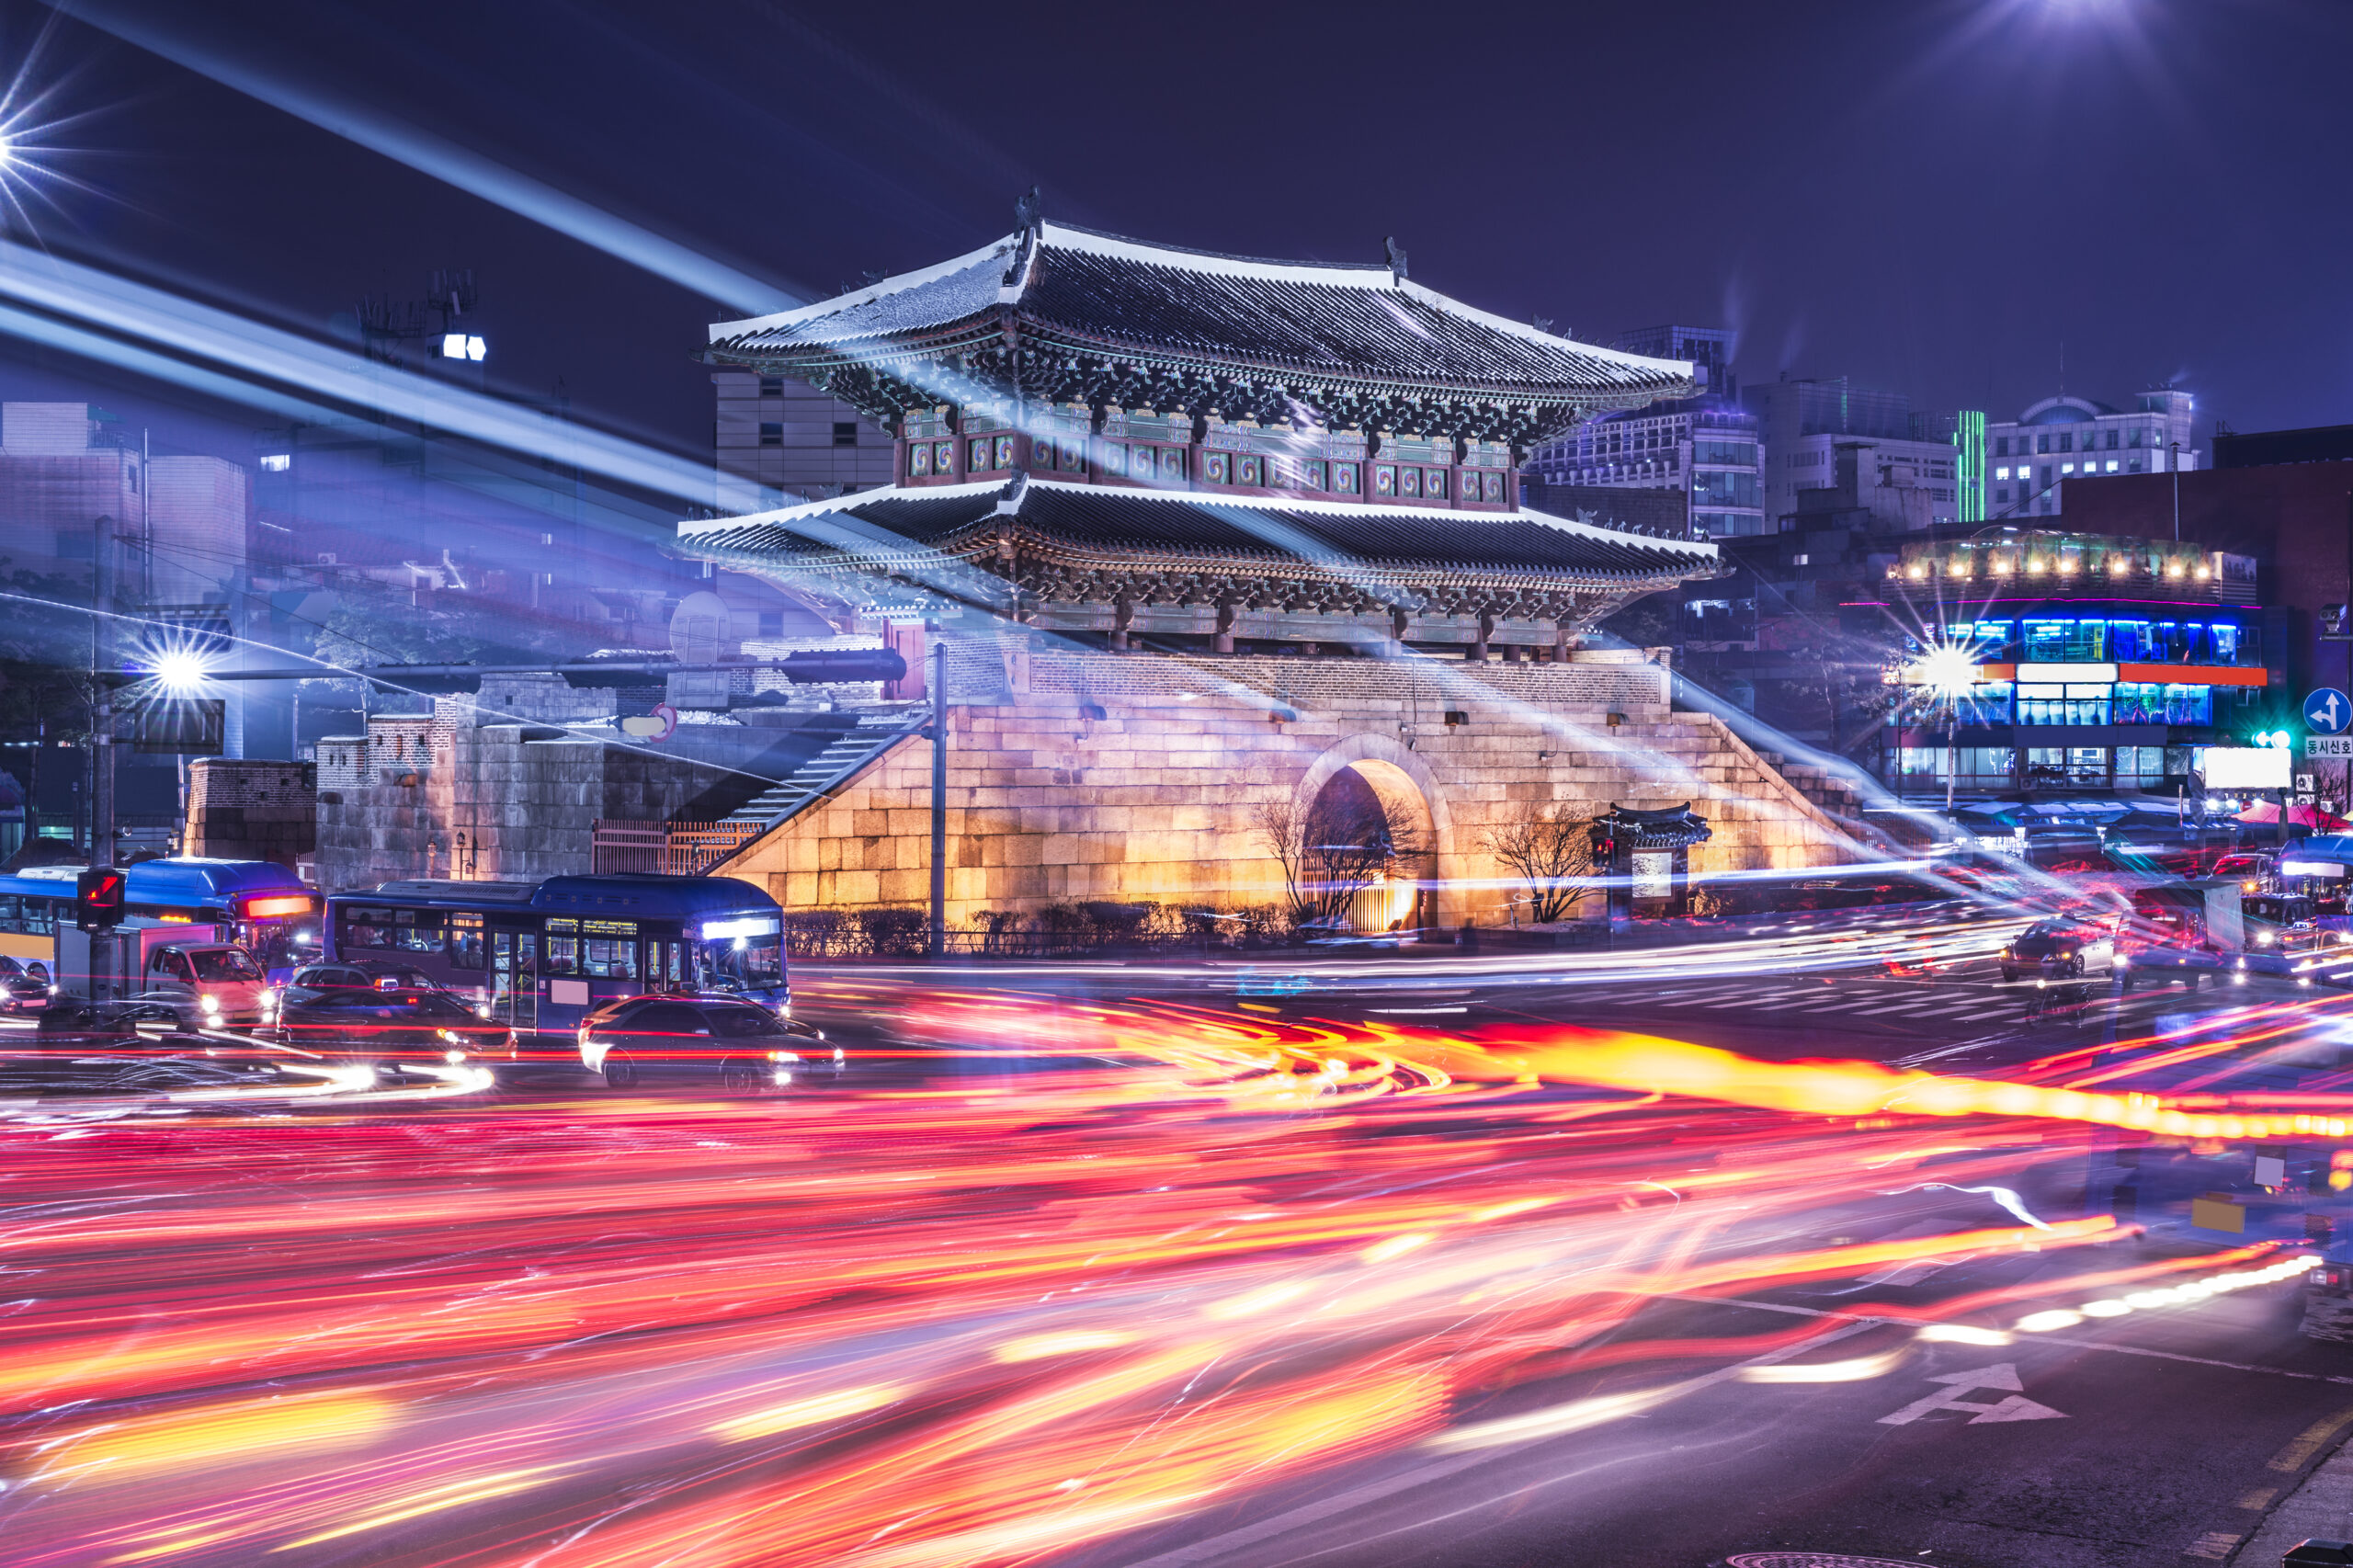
<box><xmin>4</xmin><ymin>0</ymin><xmax>2348</xmax><ymax>475</ymax></box>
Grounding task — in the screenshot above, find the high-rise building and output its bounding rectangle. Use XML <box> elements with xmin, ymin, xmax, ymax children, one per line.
<box><xmin>1522</xmin><ymin>325</ymin><xmax>1766</xmax><ymax>539</ymax></box>
<box><xmin>711</xmin><ymin>370</ymin><xmax>892</xmax><ymax>508</ymax></box>
<box><xmin>1746</xmin><ymin>376</ymin><xmax>1961</xmax><ymax>531</ymax></box>
<box><xmin>1985</xmin><ymin>390</ymin><xmax>2196</xmax><ymax>518</ymax></box>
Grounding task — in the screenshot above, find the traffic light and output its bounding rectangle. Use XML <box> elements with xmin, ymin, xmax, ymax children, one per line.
<box><xmin>74</xmin><ymin>868</ymin><xmax>126</xmax><ymax>932</ymax></box>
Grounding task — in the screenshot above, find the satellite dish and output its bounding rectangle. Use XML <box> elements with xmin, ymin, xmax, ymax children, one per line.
<box><xmin>668</xmin><ymin>590</ymin><xmax>733</xmax><ymax>666</ymax></box>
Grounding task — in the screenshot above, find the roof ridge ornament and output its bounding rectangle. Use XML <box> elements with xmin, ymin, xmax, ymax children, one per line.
<box><xmin>1382</xmin><ymin>235</ymin><xmax>1408</xmax><ymax>283</ymax></box>
<box><xmin>1004</xmin><ymin>186</ymin><xmax>1044</xmax><ymax>290</ymax></box>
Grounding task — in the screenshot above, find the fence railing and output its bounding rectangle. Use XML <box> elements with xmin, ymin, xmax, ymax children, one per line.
<box><xmin>591</xmin><ymin>820</ymin><xmax>762</xmax><ymax>877</ymax></box>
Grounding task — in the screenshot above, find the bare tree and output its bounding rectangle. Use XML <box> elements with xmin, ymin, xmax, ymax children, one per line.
<box><xmin>1256</xmin><ymin>787</ymin><xmax>1427</xmax><ymax>928</ymax></box>
<box><xmin>1481</xmin><ymin>804</ymin><xmax>1593</xmax><ymax>925</ymax></box>
<box><xmin>1251</xmin><ymin>798</ymin><xmax>1313</xmax><ymax>923</ymax></box>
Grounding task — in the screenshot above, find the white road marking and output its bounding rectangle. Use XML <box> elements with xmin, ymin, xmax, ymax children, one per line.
<box><xmin>1876</xmin><ymin>1363</ymin><xmax>2066</xmax><ymax>1425</ymax></box>
<box><xmin>1661</xmin><ymin>1292</ymin><xmax>2353</xmax><ymax>1386</ymax></box>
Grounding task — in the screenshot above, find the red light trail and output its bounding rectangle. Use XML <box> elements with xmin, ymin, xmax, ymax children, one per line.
<box><xmin>0</xmin><ymin>983</ymin><xmax>2328</xmax><ymax>1566</ymax></box>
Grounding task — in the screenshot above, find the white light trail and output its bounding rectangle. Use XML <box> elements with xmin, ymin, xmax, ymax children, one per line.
<box><xmin>60</xmin><ymin>1</ymin><xmax>801</xmax><ymax>313</ymax></box>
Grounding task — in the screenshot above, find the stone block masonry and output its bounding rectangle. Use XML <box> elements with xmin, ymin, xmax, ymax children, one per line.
<box><xmin>183</xmin><ymin>758</ymin><xmax>316</xmax><ymax>868</ymax></box>
<box><xmin>716</xmin><ymin>646</ymin><xmax>1865</xmax><ymax>926</ymax></box>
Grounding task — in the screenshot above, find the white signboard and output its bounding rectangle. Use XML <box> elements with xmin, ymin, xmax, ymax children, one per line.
<box><xmin>2016</xmin><ymin>662</ymin><xmax>2116</xmax><ymax>684</ymax></box>
<box><xmin>1631</xmin><ymin>851</ymin><xmax>1673</xmax><ymax>901</ymax></box>
<box><xmin>2309</xmin><ymin>736</ymin><xmax>2353</xmax><ymax>759</ymax></box>
<box><xmin>2199</xmin><ymin>745</ymin><xmax>2291</xmax><ymax>789</ymax></box>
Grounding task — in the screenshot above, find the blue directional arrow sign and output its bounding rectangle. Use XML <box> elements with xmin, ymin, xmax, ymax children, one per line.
<box><xmin>2306</xmin><ymin>688</ymin><xmax>2352</xmax><ymax>735</ymax></box>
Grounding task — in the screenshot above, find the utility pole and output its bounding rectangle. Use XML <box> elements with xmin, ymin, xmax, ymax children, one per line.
<box><xmin>928</xmin><ymin>635</ymin><xmax>948</xmax><ymax>960</ymax></box>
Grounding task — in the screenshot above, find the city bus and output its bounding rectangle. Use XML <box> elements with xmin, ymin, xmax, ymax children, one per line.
<box><xmin>0</xmin><ymin>858</ymin><xmax>323</xmax><ymax>994</ymax></box>
<box><xmin>321</xmin><ymin>874</ymin><xmax>787</xmax><ymax>1043</ymax></box>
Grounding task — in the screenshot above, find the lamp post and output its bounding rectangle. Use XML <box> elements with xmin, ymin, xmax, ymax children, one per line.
<box><xmin>1909</xmin><ymin>644</ymin><xmax>1979</xmax><ymax>813</ymax></box>
<box><xmin>928</xmin><ymin>637</ymin><xmax>948</xmax><ymax>960</ymax></box>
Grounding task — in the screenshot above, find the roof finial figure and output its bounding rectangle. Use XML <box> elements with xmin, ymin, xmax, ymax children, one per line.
<box><xmin>1383</xmin><ymin>235</ymin><xmax>1408</xmax><ymax>281</ymax></box>
<box><xmin>1016</xmin><ymin>185</ymin><xmax>1042</xmax><ymax>234</ymax></box>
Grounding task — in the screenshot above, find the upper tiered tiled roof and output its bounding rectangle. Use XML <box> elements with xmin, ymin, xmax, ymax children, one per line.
<box><xmin>705</xmin><ymin>222</ymin><xmax>1693</xmax><ymax>446</ymax></box>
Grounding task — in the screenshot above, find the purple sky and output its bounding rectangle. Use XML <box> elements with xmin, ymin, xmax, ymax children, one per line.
<box><xmin>5</xmin><ymin>0</ymin><xmax>2347</xmax><ymax>473</ymax></box>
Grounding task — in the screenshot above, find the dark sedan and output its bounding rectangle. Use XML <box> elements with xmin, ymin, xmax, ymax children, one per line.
<box><xmin>0</xmin><ymin>955</ymin><xmax>51</xmax><ymax>1014</ymax></box>
<box><xmin>577</xmin><ymin>994</ymin><xmax>832</xmax><ymax>1092</ymax></box>
<box><xmin>275</xmin><ymin>982</ymin><xmax>514</xmax><ymax>1066</ymax></box>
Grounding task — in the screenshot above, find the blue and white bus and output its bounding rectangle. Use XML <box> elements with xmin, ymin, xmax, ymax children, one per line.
<box><xmin>322</xmin><ymin>874</ymin><xmax>787</xmax><ymax>1041</ymax></box>
<box><xmin>0</xmin><ymin>858</ymin><xmax>322</xmax><ymax>991</ymax></box>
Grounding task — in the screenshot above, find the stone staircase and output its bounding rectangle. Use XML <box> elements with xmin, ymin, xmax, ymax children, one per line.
<box><xmin>1749</xmin><ymin>745</ymin><xmax>1908</xmax><ymax>852</ymax></box>
<box><xmin>720</xmin><ymin>710</ymin><xmax>930</xmax><ymax>831</ymax></box>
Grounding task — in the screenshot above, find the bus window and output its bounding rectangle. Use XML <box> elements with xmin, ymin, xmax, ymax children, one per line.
<box><xmin>544</xmin><ymin>918</ymin><xmax>578</xmax><ymax>975</ymax></box>
<box><xmin>450</xmin><ymin>914</ymin><xmax>485</xmax><ymax>971</ymax></box>
<box><xmin>393</xmin><ymin>911</ymin><xmax>444</xmax><ymax>956</ymax></box>
<box><xmin>344</xmin><ymin>907</ymin><xmax>394</xmax><ymax>949</ymax></box>
<box><xmin>582</xmin><ymin>919</ymin><xmax>638</xmax><ymax>980</ymax></box>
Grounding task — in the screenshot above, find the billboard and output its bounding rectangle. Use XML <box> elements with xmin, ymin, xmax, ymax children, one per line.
<box><xmin>2197</xmin><ymin>745</ymin><xmax>2291</xmax><ymax>790</ymax></box>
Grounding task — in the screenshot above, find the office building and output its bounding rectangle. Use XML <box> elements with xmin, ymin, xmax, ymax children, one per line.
<box><xmin>711</xmin><ymin>370</ymin><xmax>893</xmax><ymax>508</ymax></box>
<box><xmin>1986</xmin><ymin>390</ymin><xmax>2197</xmax><ymax>519</ymax></box>
<box><xmin>1523</xmin><ymin>325</ymin><xmax>1767</xmax><ymax>538</ymax></box>
<box><xmin>1747</xmin><ymin>376</ymin><xmax>1962</xmax><ymax>531</ymax></box>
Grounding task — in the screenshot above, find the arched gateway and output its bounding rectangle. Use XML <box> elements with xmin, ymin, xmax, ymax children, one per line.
<box><xmin>686</xmin><ymin>213</ymin><xmax>1868</xmax><ymax>928</ymax></box>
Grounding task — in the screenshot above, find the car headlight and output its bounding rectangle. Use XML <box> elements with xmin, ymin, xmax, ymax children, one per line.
<box><xmin>437</xmin><ymin>1028</ymin><xmax>468</xmax><ymax>1046</ymax></box>
<box><xmin>767</xmin><ymin>1051</ymin><xmax>801</xmax><ymax>1062</ymax></box>
<box><xmin>2258</xmin><ymin>931</ymin><xmax>2276</xmax><ymax>944</ymax></box>
<box><xmin>443</xmin><ymin>1048</ymin><xmax>468</xmax><ymax>1063</ymax></box>
<box><xmin>2059</xmin><ymin>949</ymin><xmax>2074</xmax><ymax>960</ymax></box>
<box><xmin>200</xmin><ymin>994</ymin><xmax>220</xmax><ymax>1012</ymax></box>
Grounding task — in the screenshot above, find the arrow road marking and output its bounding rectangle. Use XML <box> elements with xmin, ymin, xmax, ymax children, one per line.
<box><xmin>1877</xmin><ymin>1362</ymin><xmax>2068</xmax><ymax>1426</ymax></box>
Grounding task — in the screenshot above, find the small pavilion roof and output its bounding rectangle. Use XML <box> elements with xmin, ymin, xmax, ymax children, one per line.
<box><xmin>709</xmin><ymin>222</ymin><xmax>1691</xmax><ymax>402</ymax></box>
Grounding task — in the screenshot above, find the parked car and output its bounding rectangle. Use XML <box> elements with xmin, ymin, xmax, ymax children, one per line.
<box><xmin>135</xmin><ymin>943</ymin><xmax>274</xmax><ymax>1029</ymax></box>
<box><xmin>275</xmin><ymin>983</ymin><xmax>513</xmax><ymax>1067</ymax></box>
<box><xmin>577</xmin><ymin>994</ymin><xmax>832</xmax><ymax>1092</ymax></box>
<box><xmin>1999</xmin><ymin>919</ymin><xmax>2117</xmax><ymax>983</ymax></box>
<box><xmin>0</xmin><ymin>955</ymin><xmax>52</xmax><ymax>1013</ymax></box>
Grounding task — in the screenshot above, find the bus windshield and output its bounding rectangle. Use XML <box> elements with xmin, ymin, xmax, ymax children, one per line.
<box><xmin>702</xmin><ymin>933</ymin><xmax>784</xmax><ymax>992</ymax></box>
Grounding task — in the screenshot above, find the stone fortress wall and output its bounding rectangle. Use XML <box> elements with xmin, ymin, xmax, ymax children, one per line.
<box><xmin>716</xmin><ymin>645</ymin><xmax>1868</xmax><ymax>927</ymax></box>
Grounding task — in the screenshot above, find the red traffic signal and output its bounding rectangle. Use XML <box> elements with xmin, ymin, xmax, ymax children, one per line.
<box><xmin>75</xmin><ymin>868</ymin><xmax>127</xmax><ymax>932</ymax></box>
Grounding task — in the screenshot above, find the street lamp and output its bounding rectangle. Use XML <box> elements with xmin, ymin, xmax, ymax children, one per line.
<box><xmin>150</xmin><ymin>648</ymin><xmax>212</xmax><ymax>695</ymax></box>
<box><xmin>1908</xmin><ymin>642</ymin><xmax>1981</xmax><ymax>812</ymax></box>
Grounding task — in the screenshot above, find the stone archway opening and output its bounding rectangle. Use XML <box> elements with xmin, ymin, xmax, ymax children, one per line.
<box><xmin>1305</xmin><ymin>758</ymin><xmax>1438</xmax><ymax>934</ymax></box>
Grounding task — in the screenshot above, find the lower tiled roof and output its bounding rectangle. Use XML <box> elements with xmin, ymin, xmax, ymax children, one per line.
<box><xmin>683</xmin><ymin>477</ymin><xmax>1713</xmax><ymax>584</ymax></box>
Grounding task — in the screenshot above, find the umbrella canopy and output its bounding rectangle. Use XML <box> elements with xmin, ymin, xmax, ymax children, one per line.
<box><xmin>2235</xmin><ymin>800</ymin><xmax>2350</xmax><ymax>829</ymax></box>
